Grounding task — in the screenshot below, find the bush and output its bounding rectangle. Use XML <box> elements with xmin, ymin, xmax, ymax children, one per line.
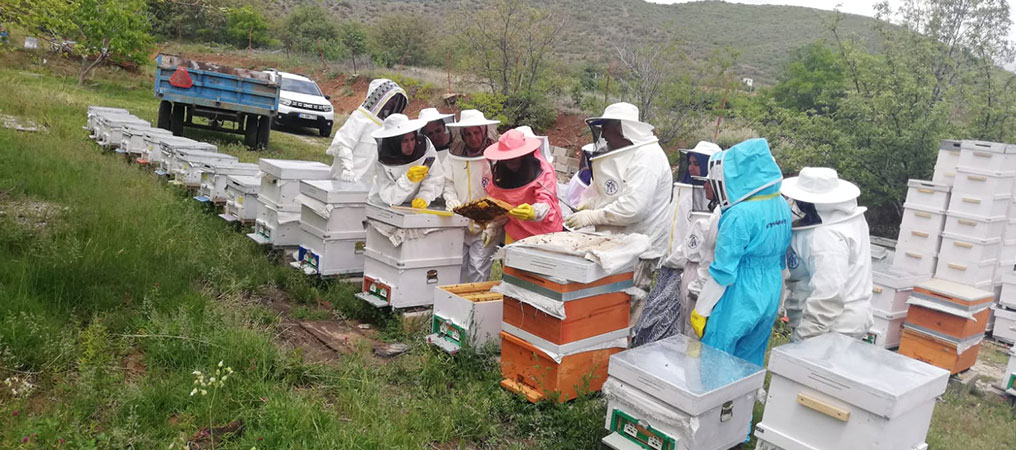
<box><xmin>226</xmin><ymin>6</ymin><xmax>273</xmax><ymax>49</ymax></box>
<box><xmin>369</xmin><ymin>14</ymin><xmax>433</xmax><ymax>68</ymax></box>
<box><xmin>460</xmin><ymin>92</ymin><xmax>509</xmax><ymax>126</ymax></box>
<box><xmin>280</xmin><ymin>5</ymin><xmax>345</xmax><ymax>60</ymax></box>
<box><xmin>461</xmin><ymin>90</ymin><xmax>558</xmax><ymax>132</ymax></box>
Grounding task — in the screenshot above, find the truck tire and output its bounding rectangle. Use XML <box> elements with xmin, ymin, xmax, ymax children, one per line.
<box><xmin>319</xmin><ymin>124</ymin><xmax>332</xmax><ymax>137</ymax></box>
<box><xmin>157</xmin><ymin>101</ymin><xmax>172</xmax><ymax>130</ymax></box>
<box><xmin>170</xmin><ymin>103</ymin><xmax>185</xmax><ymax>136</ymax></box>
<box><xmin>256</xmin><ymin>115</ymin><xmax>271</xmax><ymax>150</ymax></box>
<box><xmin>244</xmin><ymin>115</ymin><xmax>259</xmax><ymax>149</ymax></box>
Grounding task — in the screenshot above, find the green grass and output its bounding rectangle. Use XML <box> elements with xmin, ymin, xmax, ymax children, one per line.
<box><xmin>1</xmin><ymin>47</ymin><xmax>1014</xmax><ymax>449</ymax></box>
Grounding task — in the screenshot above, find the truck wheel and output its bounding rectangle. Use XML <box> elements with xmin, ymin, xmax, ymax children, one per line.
<box><xmin>157</xmin><ymin>101</ymin><xmax>172</xmax><ymax>130</ymax></box>
<box><xmin>257</xmin><ymin>115</ymin><xmax>271</xmax><ymax>150</ymax></box>
<box><xmin>170</xmin><ymin>103</ymin><xmax>185</xmax><ymax>136</ymax></box>
<box><xmin>319</xmin><ymin>124</ymin><xmax>332</xmax><ymax>137</ymax></box>
<box><xmin>244</xmin><ymin>115</ymin><xmax>259</xmax><ymax>149</ymax></box>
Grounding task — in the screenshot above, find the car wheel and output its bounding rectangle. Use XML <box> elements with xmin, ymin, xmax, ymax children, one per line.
<box><xmin>319</xmin><ymin>124</ymin><xmax>332</xmax><ymax>138</ymax></box>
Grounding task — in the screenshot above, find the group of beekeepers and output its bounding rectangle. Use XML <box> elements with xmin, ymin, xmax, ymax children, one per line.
<box><xmin>327</xmin><ymin>78</ymin><xmax>876</xmax><ymax>367</ymax></box>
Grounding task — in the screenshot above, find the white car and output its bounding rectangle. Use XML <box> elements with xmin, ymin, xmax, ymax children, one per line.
<box><xmin>269</xmin><ymin>71</ymin><xmax>335</xmax><ymax>137</ymax></box>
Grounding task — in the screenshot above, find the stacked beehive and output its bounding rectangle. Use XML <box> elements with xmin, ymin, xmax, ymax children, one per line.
<box><xmin>354</xmin><ymin>203</ymin><xmax>467</xmax><ymax>309</ymax></box>
<box><xmin>291</xmin><ymin>180</ymin><xmax>369</xmax><ymax>277</ymax></box>
<box><xmin>551</xmin><ymin>145</ymin><xmax>580</xmax><ymax>183</ymax></box>
<box><xmin>891</xmin><ymin>177</ymin><xmax>950</xmax><ymax>277</ymax></box>
<box><xmin>993</xmin><ymin>273</ymin><xmax>1016</xmax><ymax>343</ymax></box>
<box><xmin>246</xmin><ymin>159</ymin><xmax>331</xmax><ymax>247</ymax></box>
<box><xmin>1004</xmin><ymin>346</ymin><xmax>1016</xmax><ymax>397</ymax></box>
<box><xmin>867</xmin><ymin>260</ymin><xmax>925</xmax><ymax>349</ymax></box>
<box><xmin>494</xmin><ymin>233</ymin><xmax>636</xmax><ymax>403</ymax></box>
<box><xmin>219</xmin><ymin>175</ymin><xmax>261</xmax><ymax>224</ymax></box>
<box><xmin>122</xmin><ymin>127</ymin><xmax>173</xmax><ymax>161</ymax></box>
<box><xmin>898</xmin><ymin>279</ymin><xmax>994</xmax><ymax>374</ymax></box>
<box><xmin>196</xmin><ymin>161</ymin><xmax>260</xmax><ymax>204</ymax></box>
<box><xmin>155</xmin><ymin>139</ymin><xmax>218</xmax><ymax>177</ymax></box>
<box><xmin>167</xmin><ymin>147</ymin><xmax>236</xmax><ymax>188</ymax></box>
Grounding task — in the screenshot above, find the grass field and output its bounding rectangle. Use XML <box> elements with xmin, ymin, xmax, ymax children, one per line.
<box><xmin>1</xmin><ymin>48</ymin><xmax>1015</xmax><ymax>449</ymax></box>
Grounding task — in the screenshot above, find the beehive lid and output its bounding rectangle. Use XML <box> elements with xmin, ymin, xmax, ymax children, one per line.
<box><xmin>906</xmin><ymin>179</ymin><xmax>949</xmax><ymax>192</ymax></box>
<box><xmin>364</xmin><ymin>201</ymin><xmax>468</xmax><ymax>229</ymax></box>
<box><xmin>258</xmin><ymin>159</ymin><xmax>331</xmax><ymax>179</ymax></box>
<box><xmin>607</xmin><ymin>334</ymin><xmax>765</xmax><ymax>416</ymax></box>
<box><xmin>208</xmin><ymin>161</ymin><xmax>259</xmax><ymax>173</ymax></box>
<box><xmin>902</xmin><ymin>201</ymin><xmax>945</xmax><ymax>215</ymax></box>
<box><xmin>955</xmin><ymin>165</ymin><xmax>1016</xmax><ymax>178</ymax></box>
<box><xmin>504</xmin><ymin>232</ymin><xmax>644</xmax><ymax>283</ymax></box>
<box><xmin>87</xmin><ymin>106</ymin><xmax>129</xmax><ymax>114</ymax></box>
<box><xmin>872</xmin><ymin>260</ymin><xmax>928</xmax><ymax>289</ymax></box>
<box><xmin>177</xmin><ymin>149</ymin><xmax>235</xmax><ymax>163</ymax></box>
<box><xmin>299</xmin><ymin>179</ymin><xmax>369</xmax><ymax>204</ymax></box>
<box><xmin>227</xmin><ymin>175</ymin><xmax>261</xmax><ymax>192</ymax></box>
<box><xmin>146</xmin><ymin>135</ymin><xmax>194</xmax><ymax>146</ymax></box>
<box><xmin>126</xmin><ymin>126</ymin><xmax>172</xmax><ymax>137</ymax></box>
<box><xmin>162</xmin><ymin>140</ymin><xmax>217</xmax><ymax>152</ymax></box>
<box><xmin>768</xmin><ymin>333</ymin><xmax>949</xmax><ymax>418</ymax></box>
<box><xmin>915</xmin><ymin>278</ymin><xmax>994</xmax><ymax>303</ymax></box>
<box><xmin>960</xmin><ymin>140</ymin><xmax>1007</xmax><ymax>154</ymax></box>
<box><xmin>939</xmin><ymin>139</ymin><xmax>961</xmax><ymax>151</ymax></box>
<box><xmin>946</xmin><ymin>209</ymin><xmax>1006</xmax><ymax>223</ymax></box>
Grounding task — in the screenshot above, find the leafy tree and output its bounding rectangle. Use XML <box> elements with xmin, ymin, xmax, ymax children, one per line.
<box><xmin>341</xmin><ymin>22</ymin><xmax>368</xmax><ymax>73</ymax></box>
<box><xmin>280</xmin><ymin>5</ymin><xmax>344</xmax><ymax>60</ymax></box>
<box><xmin>771</xmin><ymin>42</ymin><xmax>847</xmax><ymax>114</ymax></box>
<box><xmin>53</xmin><ymin>0</ymin><xmax>154</xmax><ymax>85</ymax></box>
<box><xmin>146</xmin><ymin>0</ymin><xmax>227</xmax><ymax>43</ymax></box>
<box><xmin>369</xmin><ymin>14</ymin><xmax>432</xmax><ymax>68</ymax></box>
<box><xmin>226</xmin><ymin>5</ymin><xmax>271</xmax><ymax>49</ymax></box>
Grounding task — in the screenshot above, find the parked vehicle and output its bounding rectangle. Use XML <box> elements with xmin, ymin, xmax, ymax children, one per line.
<box><xmin>154</xmin><ymin>54</ymin><xmax>280</xmax><ymax>150</ymax></box>
<box><xmin>268</xmin><ymin>70</ymin><xmax>335</xmax><ymax>137</ymax></box>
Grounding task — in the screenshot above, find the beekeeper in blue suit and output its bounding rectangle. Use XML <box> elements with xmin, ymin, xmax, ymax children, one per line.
<box><xmin>689</xmin><ymin>138</ymin><xmax>791</xmax><ymax>367</ymax></box>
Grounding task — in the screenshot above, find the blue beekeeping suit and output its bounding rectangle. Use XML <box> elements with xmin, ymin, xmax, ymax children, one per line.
<box><xmin>696</xmin><ymin>138</ymin><xmax>791</xmax><ymax>367</ymax></box>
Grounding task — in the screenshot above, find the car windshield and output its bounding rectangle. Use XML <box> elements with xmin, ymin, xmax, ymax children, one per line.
<box><xmin>281</xmin><ymin>78</ymin><xmax>322</xmax><ymax>96</ymax></box>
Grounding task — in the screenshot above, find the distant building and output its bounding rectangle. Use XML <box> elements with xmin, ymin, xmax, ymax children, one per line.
<box><xmin>741</xmin><ymin>77</ymin><xmax>754</xmax><ymax>88</ymax></box>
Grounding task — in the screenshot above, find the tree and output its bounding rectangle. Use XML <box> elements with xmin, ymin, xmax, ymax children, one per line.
<box><xmin>63</xmin><ymin>0</ymin><xmax>154</xmax><ymax>85</ymax></box>
<box><xmin>280</xmin><ymin>5</ymin><xmax>344</xmax><ymax>60</ymax></box>
<box><xmin>771</xmin><ymin>42</ymin><xmax>847</xmax><ymax>114</ymax></box>
<box><xmin>341</xmin><ymin>22</ymin><xmax>368</xmax><ymax>73</ymax></box>
<box><xmin>369</xmin><ymin>14</ymin><xmax>433</xmax><ymax>68</ymax></box>
<box><xmin>226</xmin><ymin>6</ymin><xmax>271</xmax><ymax>49</ymax></box>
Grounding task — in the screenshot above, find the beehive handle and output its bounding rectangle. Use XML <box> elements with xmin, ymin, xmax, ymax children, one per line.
<box><xmin>953</xmin><ymin>241</ymin><xmax>973</xmax><ymax>249</ymax></box>
<box><xmin>872</xmin><ymin>286</ymin><xmax>883</xmax><ymax>294</ymax></box>
<box><xmin>797</xmin><ymin>393</ymin><xmax>850</xmax><ymax>422</ymax></box>
<box><xmin>962</xmin><ymin>197</ymin><xmax>981</xmax><ymax>204</ymax></box>
<box><xmin>957</xmin><ymin>219</ymin><xmax>976</xmax><ymax>226</ymax></box>
<box><xmin>948</xmin><ymin>263</ymin><xmax>967</xmax><ymax>271</ymax></box>
<box><xmin>918</xmin><ymin>188</ymin><xmax>934</xmax><ymax>194</ymax></box>
<box><xmin>973</xmin><ymin>150</ymin><xmax>992</xmax><ymax>157</ymax></box>
<box><xmin>906</xmin><ymin>252</ymin><xmax>923</xmax><ymax>259</ymax></box>
<box><xmin>911</xmin><ymin>230</ymin><xmax>929</xmax><ymax>238</ymax></box>
<box><xmin>966</xmin><ymin>175</ymin><xmax>987</xmax><ymax>182</ymax></box>
<box><xmin>915</xmin><ymin>212</ymin><xmax>932</xmax><ymax>218</ymax></box>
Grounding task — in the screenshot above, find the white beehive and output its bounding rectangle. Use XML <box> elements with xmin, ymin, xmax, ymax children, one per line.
<box><xmin>197</xmin><ymin>161</ymin><xmax>259</xmax><ymax>203</ymax></box>
<box><xmin>932</xmin><ymin>140</ymin><xmax>961</xmax><ymax>185</ymax></box>
<box><xmin>754</xmin><ymin>333</ymin><xmax>949</xmax><ymax>450</ymax></box>
<box><xmin>85</xmin><ymin>106</ymin><xmax>129</xmax><ymax>134</ymax></box>
<box><xmin>292</xmin><ymin>180</ymin><xmax>369</xmax><ymax>276</ymax></box>
<box><xmin>247</xmin><ymin>201</ymin><xmax>303</xmax><ymax>247</ymax></box>
<box><xmin>123</xmin><ymin>127</ymin><xmax>172</xmax><ymax>157</ymax></box>
<box><xmin>140</xmin><ymin>135</ymin><xmax>193</xmax><ymax>165</ymax></box>
<box><xmin>871</xmin><ymin>262</ymin><xmax>927</xmax><ymax>314</ymax></box>
<box><xmin>938</xmin><ymin>232</ymin><xmax>1002</xmax><ymax>263</ymax></box>
<box><xmin>426</xmin><ymin>281</ymin><xmax>504</xmax><ymax>353</ymax></box>
<box><xmin>952</xmin><ymin>167</ymin><xmax>1015</xmax><ymax>198</ymax></box>
<box><xmin>896</xmin><ymin>227</ymin><xmax>941</xmax><ymax>260</ymax></box>
<box><xmin>220</xmin><ymin>175</ymin><xmax>261</xmax><ymax>223</ymax></box>
<box><xmin>892</xmin><ymin>247</ymin><xmax>938</xmax><ymax>277</ymax></box>
<box><xmin>866</xmin><ymin>309</ymin><xmax>908</xmax><ymax>349</ymax></box>
<box><xmin>958</xmin><ymin>140</ymin><xmax>1016</xmax><ymax>174</ymax></box>
<box><xmin>904</xmin><ymin>180</ymin><xmax>950</xmax><ymax>211</ymax></box>
<box><xmin>946</xmin><ymin>191</ymin><xmax>1011</xmax><ymax>218</ymax></box>
<box><xmin>171</xmin><ymin>150</ymin><xmax>237</xmax><ymax>187</ymax></box>
<box><xmin>935</xmin><ymin>257</ymin><xmax>997</xmax><ymax>288</ymax></box>
<box><xmin>601</xmin><ymin>334</ymin><xmax>765</xmax><ymax>450</ymax></box>
<box><xmin>157</xmin><ymin>140</ymin><xmax>217</xmax><ymax>174</ymax></box>
<box><xmin>991</xmin><ymin>305</ymin><xmax>1016</xmax><ymax>344</ymax></box>
<box><xmin>96</xmin><ymin>115</ymin><xmax>150</xmax><ymax>149</ymax></box>
<box><xmin>256</xmin><ymin>159</ymin><xmax>331</xmax><ymax>212</ymax></box>
<box><xmin>1006</xmin><ymin>218</ymin><xmax>1016</xmax><ymax>240</ymax></box>
<box><xmin>943</xmin><ymin>210</ymin><xmax>1007</xmax><ymax>241</ymax></box>
<box><xmin>899</xmin><ymin>203</ymin><xmax>946</xmax><ymax>236</ymax></box>
<box><xmin>355</xmin><ymin>202</ymin><xmax>468</xmax><ymax>309</ymax></box>
<box><xmin>87</xmin><ymin>110</ymin><xmax>137</xmax><ymax>140</ymax></box>
<box><xmin>1004</xmin><ymin>347</ymin><xmax>1016</xmax><ymax>397</ymax></box>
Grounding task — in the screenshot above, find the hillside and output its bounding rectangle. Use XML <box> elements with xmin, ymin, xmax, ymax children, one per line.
<box><xmin>266</xmin><ymin>0</ymin><xmax>881</xmax><ymax>85</ymax></box>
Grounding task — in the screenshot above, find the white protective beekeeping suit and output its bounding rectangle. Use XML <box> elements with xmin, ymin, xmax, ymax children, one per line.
<box><xmin>782</xmin><ymin>167</ymin><xmax>873</xmax><ymax>342</ymax></box>
<box><xmin>441</xmin><ymin>147</ymin><xmax>495</xmax><ymax>282</ymax></box>
<box><xmin>327</xmin><ymin>79</ymin><xmax>407</xmax><ymax>183</ymax></box>
<box><xmin>368</xmin><ymin>114</ymin><xmax>445</xmax><ymax>206</ymax></box>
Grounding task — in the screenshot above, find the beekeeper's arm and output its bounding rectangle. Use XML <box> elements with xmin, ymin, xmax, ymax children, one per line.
<box><xmin>441</xmin><ymin>158</ymin><xmax>462</xmax><ymax>211</ymax></box>
<box><xmin>565</xmin><ymin>162</ymin><xmax>655</xmax><ymax>229</ymax></box>
<box><xmin>793</xmin><ymin>231</ymin><xmax>850</xmax><ymax>341</ymax></box>
<box><xmin>327</xmin><ymin>111</ymin><xmax>372</xmax><ymax>181</ymax></box>
<box><xmin>414</xmin><ymin>153</ymin><xmax>446</xmax><ymax>205</ymax></box>
<box><xmin>376</xmin><ymin>162</ymin><xmax>422</xmax><ymax>206</ymax></box>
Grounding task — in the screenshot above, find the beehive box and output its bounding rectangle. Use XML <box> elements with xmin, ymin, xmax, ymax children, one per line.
<box><xmin>112</xmin><ymin>124</ymin><xmax>158</xmax><ymax>154</ymax></box>
<box><xmin>293</xmin><ymin>234</ymin><xmax>365</xmax><ymax>277</ymax></box>
<box><xmin>123</xmin><ymin>126</ymin><xmax>173</xmax><ymax>157</ymax></box>
<box><xmin>601</xmin><ymin>335</ymin><xmax>764</xmax><ymax>450</ymax></box>
<box><xmin>499</xmin><ymin>330</ymin><xmax>625</xmax><ymax>403</ymax></box>
<box><xmin>755</xmin><ymin>333</ymin><xmax>949</xmax><ymax>450</ymax></box>
<box><xmin>871</xmin><ymin>262</ymin><xmax>927</xmax><ymax>314</ymax></box>
<box><xmin>157</xmin><ymin>140</ymin><xmax>217</xmax><ymax>174</ymax></box>
<box><xmin>291</xmin><ymin>180</ymin><xmax>369</xmax><ymax>277</ymax></box>
<box><xmin>197</xmin><ymin>162</ymin><xmax>260</xmax><ymax>203</ymax></box>
<box><xmin>991</xmin><ymin>306</ymin><xmax>1016</xmax><ymax>344</ymax></box>
<box><xmin>257</xmin><ymin>159</ymin><xmax>331</xmax><ymax>212</ymax></box>
<box><xmin>95</xmin><ymin>114</ymin><xmax>148</xmax><ymax>148</ymax></box>
<box><xmin>904</xmin><ymin>300</ymin><xmax>990</xmax><ymax>341</ymax></box>
<box><xmin>85</xmin><ymin>106</ymin><xmax>129</xmax><ymax>135</ymax></box>
<box><xmin>899</xmin><ymin>325</ymin><xmax>982</xmax><ymax>374</ymax></box>
<box><xmin>427</xmin><ymin>281</ymin><xmax>504</xmax><ymax>353</ymax></box>
<box><xmin>355</xmin><ymin>202</ymin><xmax>468</xmax><ymax>309</ymax></box>
<box><xmin>946</xmin><ymin>191</ymin><xmax>1011</xmax><ymax>218</ymax></box>
<box><xmin>905</xmin><ymin>179</ymin><xmax>950</xmax><ymax>211</ymax></box>
<box><xmin>247</xmin><ymin>202</ymin><xmax>302</xmax><ymax>247</ymax></box>
<box><xmin>138</xmin><ymin>135</ymin><xmax>194</xmax><ymax>166</ymax></box>
<box><xmin>932</xmin><ymin>139</ymin><xmax>961</xmax><ymax>185</ymax></box>
<box><xmin>171</xmin><ymin>150</ymin><xmax>237</xmax><ymax>187</ymax></box>
<box><xmin>943</xmin><ymin>210</ymin><xmax>1007</xmax><ymax>241</ymax></box>
<box><xmin>1004</xmin><ymin>347</ymin><xmax>1016</xmax><ymax>396</ymax></box>
<box><xmin>219</xmin><ymin>175</ymin><xmax>260</xmax><ymax>223</ymax></box>
<box><xmin>865</xmin><ymin>309</ymin><xmax>908</xmax><ymax>349</ymax></box>
<box><xmin>958</xmin><ymin>140</ymin><xmax>1016</xmax><ymax>174</ymax></box>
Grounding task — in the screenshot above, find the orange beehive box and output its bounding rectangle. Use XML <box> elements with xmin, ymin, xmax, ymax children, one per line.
<box><xmin>912</xmin><ymin>278</ymin><xmax>994</xmax><ymax>309</ymax></box>
<box><xmin>904</xmin><ymin>303</ymin><xmax>990</xmax><ymax>340</ymax></box>
<box><xmin>899</xmin><ymin>326</ymin><xmax>981</xmax><ymax>374</ymax></box>
<box><xmin>499</xmin><ymin>331</ymin><xmax>622</xmax><ymax>403</ymax></box>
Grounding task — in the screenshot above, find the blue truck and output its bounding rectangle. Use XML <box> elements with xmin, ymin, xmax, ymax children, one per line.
<box><xmin>154</xmin><ymin>54</ymin><xmax>280</xmax><ymax>150</ymax></box>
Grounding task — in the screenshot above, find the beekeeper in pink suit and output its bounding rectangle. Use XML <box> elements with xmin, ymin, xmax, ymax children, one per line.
<box><xmin>482</xmin><ymin>129</ymin><xmax>563</xmax><ymax>246</ymax></box>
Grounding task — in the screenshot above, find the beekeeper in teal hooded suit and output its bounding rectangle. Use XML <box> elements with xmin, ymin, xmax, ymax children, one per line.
<box><xmin>689</xmin><ymin>138</ymin><xmax>791</xmax><ymax>367</ymax></box>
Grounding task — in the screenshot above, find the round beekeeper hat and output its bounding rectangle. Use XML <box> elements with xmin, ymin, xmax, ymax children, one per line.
<box><xmin>371</xmin><ymin>113</ymin><xmax>427</xmax><ymax>139</ymax></box>
<box><xmin>682</xmin><ymin>141</ymin><xmax>721</xmax><ymax>157</ymax></box>
<box><xmin>585</xmin><ymin>102</ymin><xmax>653</xmax><ymax>129</ymax></box>
<box><xmin>448</xmin><ymin>109</ymin><xmax>500</xmax><ymax>128</ymax></box>
<box><xmin>781</xmin><ymin>167</ymin><xmax>860</xmax><ymax>204</ymax></box>
<box><xmin>484</xmin><ymin>129</ymin><xmax>542</xmax><ymax>161</ymax></box>
<box><xmin>417</xmin><ymin>107</ymin><xmax>455</xmax><ymax>123</ymax></box>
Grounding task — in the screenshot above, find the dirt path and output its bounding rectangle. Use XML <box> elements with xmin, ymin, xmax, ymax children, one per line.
<box><xmin>258</xmin><ymin>288</ymin><xmax>380</xmax><ymax>364</ymax></box>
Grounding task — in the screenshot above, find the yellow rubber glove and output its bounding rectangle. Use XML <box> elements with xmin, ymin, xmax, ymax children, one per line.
<box><xmin>406</xmin><ymin>165</ymin><xmax>429</xmax><ymax>183</ymax></box>
<box><xmin>509</xmin><ymin>203</ymin><xmax>536</xmax><ymax>221</ymax></box>
<box><xmin>690</xmin><ymin>309</ymin><xmax>708</xmax><ymax>339</ymax></box>
<box><xmin>411</xmin><ymin>198</ymin><xmax>428</xmax><ymax>209</ymax></box>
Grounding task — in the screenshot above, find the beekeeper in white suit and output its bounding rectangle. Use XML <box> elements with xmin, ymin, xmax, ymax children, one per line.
<box><xmin>327</xmin><ymin>79</ymin><xmax>408</xmax><ymax>183</ymax></box>
<box><xmin>782</xmin><ymin>167</ymin><xmax>873</xmax><ymax>342</ymax></box>
<box><xmin>441</xmin><ymin>111</ymin><xmax>501</xmax><ymax>282</ymax></box>
<box><xmin>565</xmin><ymin>102</ymin><xmax>673</xmax><ymax>325</ymax></box>
<box><xmin>368</xmin><ymin>113</ymin><xmax>444</xmax><ymax>207</ymax></box>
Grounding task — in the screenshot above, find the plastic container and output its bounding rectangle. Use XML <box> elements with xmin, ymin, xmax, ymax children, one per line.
<box><xmin>947</xmin><ymin>191</ymin><xmax>1011</xmax><ymax>218</ymax></box>
<box><xmin>932</xmin><ymin>140</ymin><xmax>962</xmax><ymax>185</ymax></box>
<box><xmin>756</xmin><ymin>333</ymin><xmax>949</xmax><ymax>450</ymax></box>
<box><xmin>905</xmin><ymin>179</ymin><xmax>950</xmax><ymax>211</ymax></box>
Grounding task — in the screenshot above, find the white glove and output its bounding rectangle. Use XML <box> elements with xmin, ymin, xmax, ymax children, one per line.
<box><xmin>695</xmin><ymin>276</ymin><xmax>727</xmax><ymax>317</ymax></box>
<box><xmin>445</xmin><ymin>198</ymin><xmax>461</xmax><ymax>212</ymax></box>
<box><xmin>565</xmin><ymin>209</ymin><xmax>604</xmax><ymax>230</ymax></box>
<box><xmin>340</xmin><ymin>169</ymin><xmax>356</xmax><ymax>183</ymax></box>
<box><xmin>482</xmin><ymin>225</ymin><xmax>499</xmax><ymax>247</ymax></box>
